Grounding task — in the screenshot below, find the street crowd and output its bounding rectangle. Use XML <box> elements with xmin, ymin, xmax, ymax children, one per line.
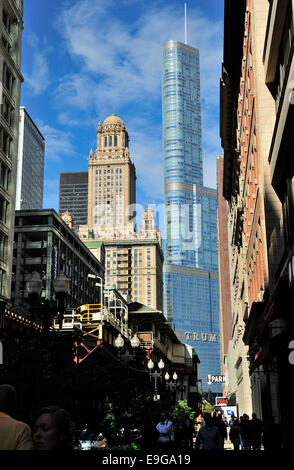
<box><xmin>0</xmin><ymin>383</ymin><xmax>283</xmax><ymax>451</ymax></box>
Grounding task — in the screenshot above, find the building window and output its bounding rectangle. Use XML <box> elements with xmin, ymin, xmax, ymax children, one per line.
<box><xmin>273</xmin><ymin>2</ymin><xmax>294</xmax><ymax>112</ymax></box>
<box><xmin>109</xmin><ymin>136</ymin><xmax>112</xmax><ymax>146</ymax></box>
<box><xmin>0</xmin><ymin>233</ymin><xmax>7</xmax><ymax>259</ymax></box>
<box><xmin>104</xmin><ymin>136</ymin><xmax>107</xmax><ymax>147</ymax></box>
<box><xmin>114</xmin><ymin>135</ymin><xmax>117</xmax><ymax>146</ymax></box>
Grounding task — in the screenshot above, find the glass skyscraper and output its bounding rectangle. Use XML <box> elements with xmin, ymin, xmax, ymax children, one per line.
<box><xmin>162</xmin><ymin>41</ymin><xmax>222</xmax><ymax>393</ymax></box>
<box><xmin>16</xmin><ymin>107</ymin><xmax>45</xmax><ymax>210</ymax></box>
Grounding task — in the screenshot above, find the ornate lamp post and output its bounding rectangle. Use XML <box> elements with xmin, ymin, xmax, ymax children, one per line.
<box><xmin>115</xmin><ymin>332</ymin><xmax>140</xmax><ymax>363</ymax></box>
<box><xmin>165</xmin><ymin>371</ymin><xmax>178</xmax><ymax>393</ymax></box>
<box><xmin>147</xmin><ymin>358</ymin><xmax>165</xmax><ymax>401</ymax></box>
<box><xmin>26</xmin><ymin>271</ymin><xmax>70</xmax><ymax>332</ymax></box>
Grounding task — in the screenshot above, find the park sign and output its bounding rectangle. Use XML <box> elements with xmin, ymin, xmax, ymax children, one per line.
<box><xmin>207</xmin><ymin>374</ymin><xmax>226</xmax><ymax>385</ymax></box>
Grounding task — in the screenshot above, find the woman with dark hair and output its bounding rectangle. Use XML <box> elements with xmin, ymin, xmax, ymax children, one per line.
<box><xmin>33</xmin><ymin>406</ymin><xmax>74</xmax><ymax>450</ymax></box>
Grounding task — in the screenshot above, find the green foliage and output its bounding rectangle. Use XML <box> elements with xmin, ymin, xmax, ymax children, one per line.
<box><xmin>171</xmin><ymin>400</ymin><xmax>196</xmax><ymax>421</ymax></box>
<box><xmin>202</xmin><ymin>401</ymin><xmax>213</xmax><ymax>413</ymax></box>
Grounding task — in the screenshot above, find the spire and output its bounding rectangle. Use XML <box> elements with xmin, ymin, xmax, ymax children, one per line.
<box><xmin>184</xmin><ymin>2</ymin><xmax>188</xmax><ymax>45</ymax></box>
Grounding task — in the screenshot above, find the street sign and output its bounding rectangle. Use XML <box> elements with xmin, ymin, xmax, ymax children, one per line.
<box><xmin>207</xmin><ymin>374</ymin><xmax>226</xmax><ymax>385</ymax></box>
<box><xmin>219</xmin><ymin>406</ymin><xmax>237</xmax><ymax>420</ymax></box>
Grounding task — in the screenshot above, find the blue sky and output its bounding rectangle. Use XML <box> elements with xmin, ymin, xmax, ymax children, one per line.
<box><xmin>21</xmin><ymin>0</ymin><xmax>224</xmax><ymax>213</ymax></box>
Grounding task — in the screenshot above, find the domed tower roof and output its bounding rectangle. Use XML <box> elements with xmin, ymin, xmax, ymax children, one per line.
<box><xmin>103</xmin><ymin>114</ymin><xmax>124</xmax><ymax>126</ymax></box>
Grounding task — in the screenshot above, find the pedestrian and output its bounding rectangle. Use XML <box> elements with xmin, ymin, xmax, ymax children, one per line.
<box><xmin>229</xmin><ymin>417</ymin><xmax>241</xmax><ymax>451</ymax></box>
<box><xmin>0</xmin><ymin>384</ymin><xmax>33</xmax><ymax>450</ymax></box>
<box><xmin>33</xmin><ymin>405</ymin><xmax>74</xmax><ymax>450</ymax></box>
<box><xmin>184</xmin><ymin>412</ymin><xmax>194</xmax><ymax>449</ymax></box>
<box><xmin>156</xmin><ymin>410</ymin><xmax>175</xmax><ymax>451</ymax></box>
<box><xmin>249</xmin><ymin>413</ymin><xmax>263</xmax><ymax>451</ymax></box>
<box><xmin>240</xmin><ymin>414</ymin><xmax>251</xmax><ymax>450</ymax></box>
<box><xmin>213</xmin><ymin>413</ymin><xmax>227</xmax><ymax>449</ymax></box>
<box><xmin>195</xmin><ymin>412</ymin><xmax>223</xmax><ymax>450</ymax></box>
<box><xmin>174</xmin><ymin>412</ymin><xmax>190</xmax><ymax>451</ymax></box>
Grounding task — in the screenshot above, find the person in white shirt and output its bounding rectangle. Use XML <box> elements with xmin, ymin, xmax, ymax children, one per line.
<box><xmin>156</xmin><ymin>411</ymin><xmax>174</xmax><ymax>450</ymax></box>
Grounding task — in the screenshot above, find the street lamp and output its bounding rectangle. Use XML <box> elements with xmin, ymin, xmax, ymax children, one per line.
<box><xmin>158</xmin><ymin>359</ymin><xmax>165</xmax><ymax>374</ymax></box>
<box><xmin>130</xmin><ymin>333</ymin><xmax>140</xmax><ymax>349</ymax></box>
<box><xmin>147</xmin><ymin>358</ymin><xmax>165</xmax><ymax>401</ymax></box>
<box><xmin>114</xmin><ymin>333</ymin><xmax>125</xmax><ymax>350</ymax></box>
<box><xmin>87</xmin><ymin>274</ymin><xmax>103</xmax><ymax>307</ymax></box>
<box><xmin>53</xmin><ymin>271</ymin><xmax>70</xmax><ymax>329</ymax></box>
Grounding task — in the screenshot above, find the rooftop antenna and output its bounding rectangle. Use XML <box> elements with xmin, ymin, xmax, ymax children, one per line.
<box><xmin>184</xmin><ymin>2</ymin><xmax>188</xmax><ymax>45</ymax></box>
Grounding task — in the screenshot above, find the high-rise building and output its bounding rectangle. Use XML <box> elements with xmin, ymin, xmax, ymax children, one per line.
<box><xmin>83</xmin><ymin>209</ymin><xmax>163</xmax><ymax>311</ymax></box>
<box><xmin>12</xmin><ymin>209</ymin><xmax>104</xmax><ymax>309</ymax></box>
<box><xmin>216</xmin><ymin>156</ymin><xmax>232</xmax><ymax>396</ymax></box>
<box><xmin>59</xmin><ymin>172</ymin><xmax>88</xmax><ymax>231</ymax></box>
<box><xmin>86</xmin><ymin>114</ymin><xmax>136</xmax><ymax>238</ymax></box>
<box><xmin>79</xmin><ymin>115</ymin><xmax>164</xmax><ymax>311</ymax></box>
<box><xmin>162</xmin><ymin>40</ymin><xmax>222</xmax><ymax>393</ymax></box>
<box><xmin>0</xmin><ymin>0</ymin><xmax>23</xmax><ymax>300</ymax></box>
<box><xmin>16</xmin><ymin>107</ymin><xmax>45</xmax><ymax>210</ymax></box>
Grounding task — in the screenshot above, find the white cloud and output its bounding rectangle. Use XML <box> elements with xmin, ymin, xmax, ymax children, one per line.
<box><xmin>130</xmin><ymin>127</ymin><xmax>163</xmax><ymax>201</ymax></box>
<box><xmin>53</xmin><ymin>0</ymin><xmax>223</xmax><ymax>200</ymax></box>
<box><xmin>23</xmin><ymin>34</ymin><xmax>51</xmax><ymax>96</ymax></box>
<box><xmin>38</xmin><ymin>122</ymin><xmax>76</xmax><ymax>163</ymax></box>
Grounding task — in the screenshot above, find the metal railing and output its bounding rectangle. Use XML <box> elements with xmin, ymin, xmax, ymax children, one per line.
<box><xmin>53</xmin><ymin>303</ymin><xmax>131</xmax><ymax>338</ymax></box>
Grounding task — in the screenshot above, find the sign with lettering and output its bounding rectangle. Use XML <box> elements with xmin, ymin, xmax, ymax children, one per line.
<box><xmin>215</xmin><ymin>396</ymin><xmax>228</xmax><ymax>405</ymax></box>
<box><xmin>207</xmin><ymin>374</ymin><xmax>226</xmax><ymax>385</ymax></box>
<box><xmin>177</xmin><ymin>331</ymin><xmax>220</xmax><ymax>343</ymax></box>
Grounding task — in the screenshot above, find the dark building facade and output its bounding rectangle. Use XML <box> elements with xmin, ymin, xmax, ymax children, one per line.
<box><xmin>59</xmin><ymin>172</ymin><xmax>88</xmax><ymax>231</ymax></box>
<box><xmin>12</xmin><ymin>209</ymin><xmax>104</xmax><ymax>310</ymax></box>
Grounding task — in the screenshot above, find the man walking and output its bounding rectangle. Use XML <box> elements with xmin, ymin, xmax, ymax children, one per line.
<box><xmin>195</xmin><ymin>413</ymin><xmax>223</xmax><ymax>450</ymax></box>
<box><xmin>0</xmin><ymin>384</ymin><xmax>33</xmax><ymax>450</ymax></box>
<box><xmin>249</xmin><ymin>413</ymin><xmax>263</xmax><ymax>451</ymax></box>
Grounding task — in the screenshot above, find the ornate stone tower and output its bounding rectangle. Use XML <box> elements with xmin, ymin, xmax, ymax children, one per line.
<box><xmin>86</xmin><ymin>114</ymin><xmax>136</xmax><ymax>239</ymax></box>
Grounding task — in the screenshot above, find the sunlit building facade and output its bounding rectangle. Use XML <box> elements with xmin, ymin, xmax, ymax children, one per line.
<box><xmin>16</xmin><ymin>107</ymin><xmax>45</xmax><ymax>210</ymax></box>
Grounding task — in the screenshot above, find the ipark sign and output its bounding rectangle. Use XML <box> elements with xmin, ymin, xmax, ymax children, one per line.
<box><xmin>207</xmin><ymin>374</ymin><xmax>226</xmax><ymax>385</ymax></box>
